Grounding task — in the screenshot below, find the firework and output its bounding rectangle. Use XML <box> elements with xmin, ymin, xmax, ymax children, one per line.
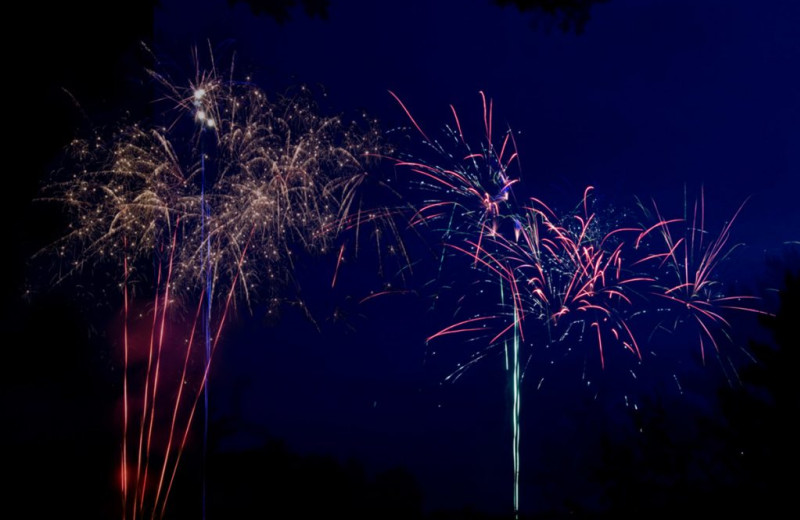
<box><xmin>452</xmin><ymin>187</ymin><xmax>655</xmax><ymax>515</ymax></box>
<box><xmin>34</xmin><ymin>46</ymin><xmax>387</xmax><ymax>519</ymax></box>
<box><xmin>484</xmin><ymin>188</ymin><xmax>652</xmax><ymax>367</ymax></box>
<box><xmin>388</xmin><ymin>91</ymin><xmax>522</xmax><ymax>267</ymax></box>
<box><xmin>389</xmin><ymin>92</ymin><xmax>533</xmax><ymax>516</ymax></box>
<box><xmin>430</xmin><ymin>183</ymin><xmax>768</xmax><ymax>515</ymax></box>
<box><xmin>398</xmin><ymin>96</ymin><xmax>769</xmax><ymax>516</ymax></box>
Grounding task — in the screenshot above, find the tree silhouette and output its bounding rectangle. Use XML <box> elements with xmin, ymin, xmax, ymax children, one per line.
<box><xmin>229</xmin><ymin>0</ymin><xmax>610</xmax><ymax>34</ymax></box>
<box><xmin>717</xmin><ymin>251</ymin><xmax>800</xmax><ymax>516</ymax></box>
<box><xmin>594</xmin><ymin>249</ymin><xmax>800</xmax><ymax>516</ymax></box>
<box><xmin>492</xmin><ymin>0</ymin><xmax>610</xmax><ymax>34</ymax></box>
<box><xmin>594</xmin><ymin>393</ymin><xmax>737</xmax><ymax>516</ymax></box>
<box><xmin>369</xmin><ymin>466</ymin><xmax>424</xmax><ymax>520</ymax></box>
<box><xmin>227</xmin><ymin>0</ymin><xmax>330</xmax><ymax>23</ymax></box>
<box><xmin>203</xmin><ymin>424</ymin><xmax>428</xmax><ymax>519</ymax></box>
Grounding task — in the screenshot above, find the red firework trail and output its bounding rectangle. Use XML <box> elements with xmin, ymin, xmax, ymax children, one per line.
<box><xmin>119</xmin><ymin>224</ymin><xmax>257</xmax><ymax>520</ymax></box>
<box><xmin>139</xmin><ymin>223</ymin><xmax>180</xmax><ymax>513</ymax></box>
<box><xmin>151</xmin><ymin>288</ymin><xmax>206</xmax><ymax>517</ymax></box>
<box><xmin>122</xmin><ymin>237</ymin><xmax>130</xmax><ymax>519</ymax></box>
<box><xmin>156</xmin><ymin>225</ymin><xmax>257</xmax><ymax>519</ymax></box>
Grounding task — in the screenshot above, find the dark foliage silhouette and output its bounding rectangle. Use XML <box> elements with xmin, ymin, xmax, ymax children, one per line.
<box><xmin>594</xmin><ymin>249</ymin><xmax>800</xmax><ymax>516</ymax></box>
<box><xmin>227</xmin><ymin>0</ymin><xmax>330</xmax><ymax>23</ymax></box>
<box><xmin>201</xmin><ymin>436</ymin><xmax>424</xmax><ymax>518</ymax></box>
<box><xmin>717</xmin><ymin>252</ymin><xmax>800</xmax><ymax>516</ymax></box>
<box><xmin>229</xmin><ymin>0</ymin><xmax>610</xmax><ymax>34</ymax></box>
<box><xmin>492</xmin><ymin>0</ymin><xmax>610</xmax><ymax>34</ymax></box>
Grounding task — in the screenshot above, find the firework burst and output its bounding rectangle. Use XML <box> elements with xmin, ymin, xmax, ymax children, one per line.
<box><xmin>397</xmin><ymin>95</ymin><xmax>769</xmax><ymax>517</ymax></box>
<box><xmin>389</xmin><ymin>91</ymin><xmax>523</xmax><ymax>265</ymax></box>
<box><xmin>34</xmin><ymin>46</ymin><xmax>389</xmax><ymax>519</ymax></box>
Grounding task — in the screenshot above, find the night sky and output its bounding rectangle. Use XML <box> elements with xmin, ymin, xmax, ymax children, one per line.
<box><xmin>6</xmin><ymin>1</ymin><xmax>800</xmax><ymax>518</ymax></box>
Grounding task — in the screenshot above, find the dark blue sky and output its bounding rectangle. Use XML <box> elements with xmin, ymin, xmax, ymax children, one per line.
<box><xmin>8</xmin><ymin>1</ymin><xmax>799</xmax><ymax>518</ymax></box>
<box><xmin>150</xmin><ymin>0</ymin><xmax>799</xmax><ymax>285</ymax></box>
<box><xmin>143</xmin><ymin>0</ymin><xmax>800</xmax><ymax>515</ymax></box>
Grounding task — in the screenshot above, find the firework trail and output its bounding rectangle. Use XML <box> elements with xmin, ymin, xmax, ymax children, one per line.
<box><xmin>389</xmin><ymin>92</ymin><xmax>530</xmax><ymax>516</ymax></box>
<box><xmin>441</xmin><ymin>186</ymin><xmax>766</xmax><ymax>515</ymax></box>
<box><xmin>34</xmin><ymin>45</ymin><xmax>388</xmax><ymax>519</ymax></box>
<box><xmin>451</xmin><ymin>187</ymin><xmax>655</xmax><ymax>515</ymax></box>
